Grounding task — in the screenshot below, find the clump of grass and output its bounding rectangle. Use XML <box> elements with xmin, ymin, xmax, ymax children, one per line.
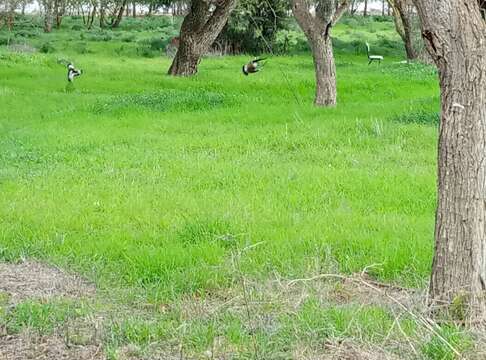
<box><xmin>74</xmin><ymin>41</ymin><xmax>91</xmax><ymax>54</ymax></box>
<box><xmin>391</xmin><ymin>109</ymin><xmax>440</xmax><ymax>126</ymax></box>
<box><xmin>421</xmin><ymin>325</ymin><xmax>474</xmax><ymax>360</ymax></box>
<box><xmin>39</xmin><ymin>41</ymin><xmax>56</xmax><ymax>54</ymax></box>
<box><xmin>93</xmin><ymin>89</ymin><xmax>235</xmax><ymax>113</ymax></box>
<box><xmin>0</xmin><ymin>34</ymin><xmax>13</xmax><ymax>46</ymax></box>
<box><xmin>176</xmin><ymin>218</ymin><xmax>238</xmax><ymax>248</ymax></box>
<box><xmin>3</xmin><ymin>300</ymin><xmax>89</xmax><ymax>334</ymax></box>
<box><xmin>120</xmin><ymin>34</ymin><xmax>136</xmax><ymax>43</ymax></box>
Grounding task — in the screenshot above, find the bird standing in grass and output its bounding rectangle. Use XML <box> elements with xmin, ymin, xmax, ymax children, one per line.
<box><xmin>242</xmin><ymin>58</ymin><xmax>266</xmax><ymax>76</ymax></box>
<box><xmin>67</xmin><ymin>63</ymin><xmax>82</xmax><ymax>82</ymax></box>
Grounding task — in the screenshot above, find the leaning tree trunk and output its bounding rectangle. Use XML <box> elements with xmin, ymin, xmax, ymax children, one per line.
<box><xmin>413</xmin><ymin>0</ymin><xmax>486</xmax><ymax>324</ymax></box>
<box><xmin>168</xmin><ymin>0</ymin><xmax>237</xmax><ymax>76</ymax></box>
<box><xmin>112</xmin><ymin>0</ymin><xmax>127</xmax><ymax>28</ymax></box>
<box><xmin>291</xmin><ymin>0</ymin><xmax>349</xmax><ymax>107</ymax></box>
<box><xmin>388</xmin><ymin>0</ymin><xmax>417</xmax><ymax>60</ymax></box>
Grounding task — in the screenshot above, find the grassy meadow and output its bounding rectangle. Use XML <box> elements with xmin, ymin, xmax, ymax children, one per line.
<box><xmin>2</xmin><ymin>15</ymin><xmax>477</xmax><ymax>360</ymax></box>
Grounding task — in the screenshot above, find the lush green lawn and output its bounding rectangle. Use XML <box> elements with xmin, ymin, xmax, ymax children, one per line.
<box><xmin>1</xmin><ymin>16</ymin><xmax>463</xmax><ymax>359</ymax></box>
<box><xmin>0</xmin><ymin>48</ymin><xmax>439</xmax><ymax>292</ymax></box>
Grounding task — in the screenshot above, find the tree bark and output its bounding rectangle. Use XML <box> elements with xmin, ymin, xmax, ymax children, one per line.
<box><xmin>413</xmin><ymin>0</ymin><xmax>486</xmax><ymax>324</ymax></box>
<box><xmin>311</xmin><ymin>35</ymin><xmax>337</xmax><ymax>106</ymax></box>
<box><xmin>363</xmin><ymin>0</ymin><xmax>368</xmax><ymax>16</ymax></box>
<box><xmin>388</xmin><ymin>0</ymin><xmax>417</xmax><ymax>60</ymax></box>
<box><xmin>291</xmin><ymin>0</ymin><xmax>349</xmax><ymax>107</ymax></box>
<box><xmin>112</xmin><ymin>0</ymin><xmax>127</xmax><ymax>28</ymax></box>
<box><xmin>54</xmin><ymin>0</ymin><xmax>65</xmax><ymax>29</ymax></box>
<box><xmin>43</xmin><ymin>0</ymin><xmax>54</xmax><ymax>32</ymax></box>
<box><xmin>100</xmin><ymin>4</ymin><xmax>106</xmax><ymax>27</ymax></box>
<box><xmin>168</xmin><ymin>0</ymin><xmax>237</xmax><ymax>76</ymax></box>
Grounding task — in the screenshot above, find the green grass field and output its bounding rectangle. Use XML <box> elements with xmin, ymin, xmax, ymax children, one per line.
<box><xmin>2</xmin><ymin>16</ymin><xmax>479</xmax><ymax>360</ymax></box>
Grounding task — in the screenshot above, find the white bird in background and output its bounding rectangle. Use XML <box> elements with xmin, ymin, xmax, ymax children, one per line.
<box><xmin>67</xmin><ymin>63</ymin><xmax>82</xmax><ymax>82</ymax></box>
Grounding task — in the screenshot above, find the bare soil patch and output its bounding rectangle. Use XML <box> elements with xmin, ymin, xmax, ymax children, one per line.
<box><xmin>0</xmin><ymin>261</ymin><xmax>95</xmax><ymax>305</ymax></box>
<box><xmin>0</xmin><ymin>331</ymin><xmax>104</xmax><ymax>360</ymax></box>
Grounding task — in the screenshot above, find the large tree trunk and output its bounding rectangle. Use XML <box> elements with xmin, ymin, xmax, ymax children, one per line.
<box><xmin>291</xmin><ymin>0</ymin><xmax>349</xmax><ymax>107</ymax></box>
<box><xmin>413</xmin><ymin>0</ymin><xmax>486</xmax><ymax>324</ymax></box>
<box><xmin>311</xmin><ymin>36</ymin><xmax>337</xmax><ymax>106</ymax></box>
<box><xmin>168</xmin><ymin>0</ymin><xmax>237</xmax><ymax>76</ymax></box>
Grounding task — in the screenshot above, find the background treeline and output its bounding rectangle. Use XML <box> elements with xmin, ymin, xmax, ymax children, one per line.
<box><xmin>0</xmin><ymin>0</ymin><xmax>416</xmax><ymax>57</ymax></box>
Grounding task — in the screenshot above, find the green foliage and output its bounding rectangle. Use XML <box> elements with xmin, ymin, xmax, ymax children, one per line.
<box><xmin>218</xmin><ymin>0</ymin><xmax>291</xmax><ymax>54</ymax></box>
<box><xmin>71</xmin><ymin>24</ymin><xmax>83</xmax><ymax>31</ymax></box>
<box><xmin>421</xmin><ymin>325</ymin><xmax>473</xmax><ymax>360</ymax></box>
<box><xmin>119</xmin><ymin>16</ymin><xmax>173</xmax><ymax>31</ymax></box>
<box><xmin>0</xmin><ymin>35</ymin><xmax>12</xmax><ymax>46</ymax></box>
<box><xmin>74</xmin><ymin>42</ymin><xmax>92</xmax><ymax>54</ymax></box>
<box><xmin>15</xmin><ymin>29</ymin><xmax>39</xmax><ymax>38</ymax></box>
<box><xmin>87</xmin><ymin>30</ymin><xmax>113</xmax><ymax>42</ymax></box>
<box><xmin>4</xmin><ymin>300</ymin><xmax>88</xmax><ymax>334</ymax></box>
<box><xmin>274</xmin><ymin>29</ymin><xmax>309</xmax><ymax>53</ymax></box>
<box><xmin>392</xmin><ymin>109</ymin><xmax>440</xmax><ymax>126</ymax></box>
<box><xmin>93</xmin><ymin>89</ymin><xmax>233</xmax><ymax>113</ymax></box>
<box><xmin>121</xmin><ymin>34</ymin><xmax>136</xmax><ymax>43</ymax></box>
<box><xmin>39</xmin><ymin>42</ymin><xmax>56</xmax><ymax>54</ymax></box>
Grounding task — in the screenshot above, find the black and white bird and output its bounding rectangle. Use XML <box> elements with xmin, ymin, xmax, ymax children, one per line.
<box><xmin>67</xmin><ymin>63</ymin><xmax>82</xmax><ymax>82</ymax></box>
<box><xmin>242</xmin><ymin>58</ymin><xmax>266</xmax><ymax>76</ymax></box>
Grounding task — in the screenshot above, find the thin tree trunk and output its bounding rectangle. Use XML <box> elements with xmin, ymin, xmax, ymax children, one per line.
<box><xmin>132</xmin><ymin>2</ymin><xmax>136</xmax><ymax>17</ymax></box>
<box><xmin>388</xmin><ymin>0</ymin><xmax>418</xmax><ymax>60</ymax></box>
<box><xmin>87</xmin><ymin>4</ymin><xmax>96</xmax><ymax>29</ymax></box>
<box><xmin>168</xmin><ymin>0</ymin><xmax>237</xmax><ymax>76</ymax></box>
<box><xmin>43</xmin><ymin>0</ymin><xmax>53</xmax><ymax>32</ymax></box>
<box><xmin>112</xmin><ymin>0</ymin><xmax>127</xmax><ymax>28</ymax></box>
<box><xmin>100</xmin><ymin>4</ymin><xmax>106</xmax><ymax>27</ymax></box>
<box><xmin>291</xmin><ymin>0</ymin><xmax>349</xmax><ymax>107</ymax></box>
<box><xmin>413</xmin><ymin>0</ymin><xmax>486</xmax><ymax>324</ymax></box>
<box><xmin>364</xmin><ymin>0</ymin><xmax>368</xmax><ymax>16</ymax></box>
<box><xmin>54</xmin><ymin>0</ymin><xmax>64</xmax><ymax>29</ymax></box>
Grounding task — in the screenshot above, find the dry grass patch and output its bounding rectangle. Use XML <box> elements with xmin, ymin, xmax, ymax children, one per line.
<box><xmin>0</xmin><ymin>261</ymin><xmax>95</xmax><ymax>305</ymax></box>
<box><xmin>0</xmin><ymin>330</ymin><xmax>104</xmax><ymax>360</ymax></box>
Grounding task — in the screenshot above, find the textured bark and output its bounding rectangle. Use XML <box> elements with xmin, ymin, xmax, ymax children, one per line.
<box><xmin>388</xmin><ymin>0</ymin><xmax>417</xmax><ymax>60</ymax></box>
<box><xmin>312</xmin><ymin>36</ymin><xmax>337</xmax><ymax>106</ymax></box>
<box><xmin>413</xmin><ymin>0</ymin><xmax>486</xmax><ymax>324</ymax></box>
<box><xmin>291</xmin><ymin>0</ymin><xmax>349</xmax><ymax>106</ymax></box>
<box><xmin>168</xmin><ymin>0</ymin><xmax>237</xmax><ymax>76</ymax></box>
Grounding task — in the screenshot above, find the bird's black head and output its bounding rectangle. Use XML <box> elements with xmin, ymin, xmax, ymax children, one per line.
<box><xmin>242</xmin><ymin>66</ymin><xmax>249</xmax><ymax>76</ymax></box>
